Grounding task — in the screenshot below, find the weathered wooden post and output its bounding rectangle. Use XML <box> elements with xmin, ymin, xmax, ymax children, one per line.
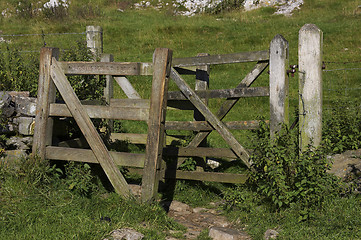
<box><xmin>86</xmin><ymin>26</ymin><xmax>103</xmax><ymax>59</ymax></box>
<box><xmin>298</xmin><ymin>24</ymin><xmax>323</xmax><ymax>151</ymax></box>
<box><xmin>269</xmin><ymin>34</ymin><xmax>289</xmax><ymax>139</ymax></box>
<box><xmin>101</xmin><ymin>54</ymin><xmax>114</xmax><ymax>132</ymax></box>
<box><xmin>32</xmin><ymin>47</ymin><xmax>59</xmax><ymax>160</ymax></box>
<box><xmin>141</xmin><ymin>48</ymin><xmax>173</xmax><ymax>202</ymax></box>
<box><xmin>194</xmin><ymin>53</ymin><xmax>210</xmax><ymax>169</ymax></box>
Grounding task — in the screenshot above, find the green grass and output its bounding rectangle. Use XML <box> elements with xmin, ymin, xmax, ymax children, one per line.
<box><xmin>1</xmin><ymin>0</ymin><xmax>361</xmax><ymax>239</ymax></box>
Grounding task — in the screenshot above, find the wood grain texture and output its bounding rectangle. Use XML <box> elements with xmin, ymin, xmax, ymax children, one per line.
<box><xmin>141</xmin><ymin>48</ymin><xmax>172</xmax><ymax>202</ymax></box>
<box><xmin>170</xmin><ymin>68</ymin><xmax>252</xmax><ymax>168</ymax></box>
<box><xmin>32</xmin><ymin>47</ymin><xmax>59</xmax><ymax>159</ymax></box>
<box><xmin>50</xmin><ymin>59</ymin><xmax>132</xmax><ymax>198</ymax></box>
<box><xmin>46</xmin><ymin>146</ymin><xmax>145</xmax><ymax>168</ymax></box>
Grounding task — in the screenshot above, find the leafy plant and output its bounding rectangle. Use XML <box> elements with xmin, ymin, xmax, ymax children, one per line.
<box><xmin>63</xmin><ymin>161</ymin><xmax>100</xmax><ymax>196</ymax></box>
<box><xmin>323</xmin><ymin>100</ymin><xmax>361</xmax><ymax>154</ymax></box>
<box><xmin>16</xmin><ymin>155</ymin><xmax>62</xmax><ymax>186</ymax></box>
<box><xmin>0</xmin><ymin>48</ymin><xmax>39</xmax><ymax>96</ymax></box>
<box><xmin>60</xmin><ymin>41</ymin><xmax>105</xmax><ymax>100</ymax></box>
<box><xmin>248</xmin><ymin>122</ymin><xmax>342</xmax><ymax>211</ymax></box>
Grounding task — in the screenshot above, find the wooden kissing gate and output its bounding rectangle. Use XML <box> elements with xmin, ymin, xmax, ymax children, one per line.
<box><xmin>32</xmin><ymin>35</ymin><xmax>289</xmax><ymax>202</ymax></box>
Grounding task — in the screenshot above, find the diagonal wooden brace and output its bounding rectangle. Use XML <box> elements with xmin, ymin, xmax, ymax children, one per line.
<box><xmin>170</xmin><ymin>68</ymin><xmax>252</xmax><ymax>169</ymax></box>
<box><xmin>50</xmin><ymin>59</ymin><xmax>132</xmax><ymax>198</ymax></box>
<box><xmin>176</xmin><ymin>62</ymin><xmax>268</xmax><ymax>167</ymax></box>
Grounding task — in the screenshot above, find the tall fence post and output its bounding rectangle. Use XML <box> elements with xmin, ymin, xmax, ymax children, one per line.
<box><xmin>298</xmin><ymin>24</ymin><xmax>323</xmax><ymax>151</ymax></box>
<box><xmin>32</xmin><ymin>47</ymin><xmax>60</xmax><ymax>159</ymax></box>
<box><xmin>269</xmin><ymin>34</ymin><xmax>289</xmax><ymax>139</ymax></box>
<box><xmin>86</xmin><ymin>26</ymin><xmax>103</xmax><ymax>59</ymax></box>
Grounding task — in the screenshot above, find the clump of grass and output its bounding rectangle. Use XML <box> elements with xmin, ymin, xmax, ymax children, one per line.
<box><xmin>0</xmin><ymin>156</ymin><xmax>183</xmax><ymax>239</ymax></box>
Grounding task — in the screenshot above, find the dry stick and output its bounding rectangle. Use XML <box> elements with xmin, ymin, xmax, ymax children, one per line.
<box><xmin>176</xmin><ymin>61</ymin><xmax>268</xmax><ymax>167</ymax></box>
<box><xmin>170</xmin><ymin>68</ymin><xmax>253</xmax><ymax>169</ymax></box>
<box><xmin>50</xmin><ymin>59</ymin><xmax>132</xmax><ymax>198</ymax></box>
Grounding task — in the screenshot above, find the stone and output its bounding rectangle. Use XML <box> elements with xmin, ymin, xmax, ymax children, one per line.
<box><xmin>128</xmin><ymin>184</ymin><xmax>142</xmax><ymax>197</ymax></box>
<box><xmin>6</xmin><ymin>136</ymin><xmax>33</xmax><ymax>150</ymax></box>
<box><xmin>243</xmin><ymin>0</ymin><xmax>303</xmax><ymax>16</ymax></box>
<box><xmin>209</xmin><ymin>227</ymin><xmax>251</xmax><ymax>240</ymax></box>
<box><xmin>169</xmin><ymin>200</ymin><xmax>191</xmax><ymax>212</ymax></box>
<box><xmin>328</xmin><ymin>149</ymin><xmax>361</xmax><ymax>180</ymax></box>
<box><xmin>193</xmin><ymin>207</ymin><xmax>207</xmax><ymax>213</ymax></box>
<box><xmin>0</xmin><ymin>91</ymin><xmax>15</xmax><ymax>117</ymax></box>
<box><xmin>274</xmin><ymin>0</ymin><xmax>304</xmax><ymax>16</ymax></box>
<box><xmin>13</xmin><ymin>117</ymin><xmax>35</xmax><ymax>135</ymax></box>
<box><xmin>13</xmin><ymin>96</ymin><xmax>37</xmax><ymax>117</ymax></box>
<box><xmin>264</xmin><ymin>229</ymin><xmax>279</xmax><ymax>239</ymax></box>
<box><xmin>103</xmin><ymin>228</ymin><xmax>144</xmax><ymax>240</ymax></box>
<box><xmin>243</xmin><ymin>0</ymin><xmax>287</xmax><ymax>11</ymax></box>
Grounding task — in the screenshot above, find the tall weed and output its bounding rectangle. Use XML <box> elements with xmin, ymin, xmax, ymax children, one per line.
<box><xmin>247</xmin><ymin>122</ymin><xmax>342</xmax><ymax>211</ymax></box>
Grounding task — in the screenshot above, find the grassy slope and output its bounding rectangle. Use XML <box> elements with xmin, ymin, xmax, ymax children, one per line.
<box><xmin>1</xmin><ymin>0</ymin><xmax>361</xmax><ymax>239</ymax></box>
<box><xmin>1</xmin><ymin>0</ymin><xmax>360</xmax><ymax>147</ymax></box>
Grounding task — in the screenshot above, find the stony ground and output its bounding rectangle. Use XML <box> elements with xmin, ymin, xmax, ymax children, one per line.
<box><xmin>164</xmin><ymin>200</ymin><xmax>252</xmax><ymax>239</ymax></box>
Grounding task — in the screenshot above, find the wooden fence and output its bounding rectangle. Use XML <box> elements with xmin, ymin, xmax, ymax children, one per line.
<box><xmin>32</xmin><ymin>34</ymin><xmax>290</xmax><ymax>202</ymax></box>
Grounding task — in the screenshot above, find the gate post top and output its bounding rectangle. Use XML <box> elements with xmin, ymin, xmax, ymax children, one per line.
<box><xmin>299</xmin><ymin>24</ymin><xmax>322</xmax><ymax>33</ymax></box>
<box><xmin>271</xmin><ymin>34</ymin><xmax>288</xmax><ymax>45</ymax></box>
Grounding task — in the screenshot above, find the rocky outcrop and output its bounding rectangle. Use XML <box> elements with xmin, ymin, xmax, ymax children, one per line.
<box><xmin>328</xmin><ymin>149</ymin><xmax>361</xmax><ymax>192</ymax></box>
<box><xmin>244</xmin><ymin>0</ymin><xmax>304</xmax><ymax>16</ymax></box>
<box><xmin>0</xmin><ymin>91</ymin><xmax>36</xmax><ymax>136</ymax></box>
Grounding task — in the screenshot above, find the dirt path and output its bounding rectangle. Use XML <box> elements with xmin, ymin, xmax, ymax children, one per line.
<box><xmin>164</xmin><ymin>201</ymin><xmax>252</xmax><ymax>239</ymax></box>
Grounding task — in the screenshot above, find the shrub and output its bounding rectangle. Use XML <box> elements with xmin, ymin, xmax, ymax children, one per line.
<box><xmin>0</xmin><ymin>48</ymin><xmax>39</xmax><ymax>96</ymax></box>
<box><xmin>323</xmin><ymin>100</ymin><xmax>361</xmax><ymax>153</ymax></box>
<box><xmin>248</xmin><ymin>122</ymin><xmax>342</xmax><ymax>210</ymax></box>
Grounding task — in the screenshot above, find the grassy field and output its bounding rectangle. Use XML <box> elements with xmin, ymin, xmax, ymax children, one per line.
<box><xmin>1</xmin><ymin>0</ymin><xmax>361</xmax><ymax>239</ymax></box>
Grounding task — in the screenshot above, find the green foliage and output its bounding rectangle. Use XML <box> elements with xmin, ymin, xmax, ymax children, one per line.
<box><xmin>0</xmin><ymin>48</ymin><xmax>39</xmax><ymax>96</ymax></box>
<box><xmin>248</xmin><ymin>122</ymin><xmax>342</xmax><ymax>210</ymax></box>
<box><xmin>323</xmin><ymin>100</ymin><xmax>361</xmax><ymax>154</ymax></box>
<box><xmin>17</xmin><ymin>155</ymin><xmax>63</xmax><ymax>186</ymax></box>
<box><xmin>63</xmin><ymin>162</ymin><xmax>99</xmax><ymax>197</ymax></box>
<box><xmin>60</xmin><ymin>41</ymin><xmax>105</xmax><ymax>100</ymax></box>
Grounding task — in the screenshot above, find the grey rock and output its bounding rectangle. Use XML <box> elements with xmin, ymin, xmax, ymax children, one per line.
<box><xmin>103</xmin><ymin>228</ymin><xmax>144</xmax><ymax>240</ymax></box>
<box><xmin>328</xmin><ymin>149</ymin><xmax>361</xmax><ymax>180</ymax></box>
<box><xmin>13</xmin><ymin>96</ymin><xmax>37</xmax><ymax>117</ymax></box>
<box><xmin>169</xmin><ymin>200</ymin><xmax>191</xmax><ymax>212</ymax></box>
<box><xmin>128</xmin><ymin>184</ymin><xmax>142</xmax><ymax>198</ymax></box>
<box><xmin>209</xmin><ymin>226</ymin><xmax>251</xmax><ymax>240</ymax></box>
<box><xmin>13</xmin><ymin>117</ymin><xmax>35</xmax><ymax>135</ymax></box>
<box><xmin>0</xmin><ymin>91</ymin><xmax>15</xmax><ymax>117</ymax></box>
<box><xmin>6</xmin><ymin>136</ymin><xmax>33</xmax><ymax>150</ymax></box>
<box><xmin>264</xmin><ymin>229</ymin><xmax>279</xmax><ymax>240</ymax></box>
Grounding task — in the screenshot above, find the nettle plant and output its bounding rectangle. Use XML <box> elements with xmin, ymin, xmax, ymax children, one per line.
<box><xmin>248</xmin><ymin>122</ymin><xmax>342</xmax><ymax>210</ymax></box>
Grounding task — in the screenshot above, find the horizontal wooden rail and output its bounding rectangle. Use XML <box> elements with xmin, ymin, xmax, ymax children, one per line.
<box><xmin>110</xmin><ymin>133</ymin><xmax>186</xmax><ymax>145</ymax></box>
<box><xmin>45</xmin><ymin>146</ymin><xmax>145</xmax><ymax>168</ymax></box>
<box><xmin>56</xmin><ymin>51</ymin><xmax>269</xmax><ymax>76</ymax></box>
<box><xmin>168</xmin><ymin>87</ymin><xmax>269</xmax><ymax>100</ymax></box>
<box><xmin>163</xmin><ymin>147</ymin><xmax>238</xmax><ymax>159</ymax></box>
<box><xmin>129</xmin><ymin>168</ymin><xmax>248</xmax><ymax>184</ymax></box>
<box><xmin>172</xmin><ymin>51</ymin><xmax>269</xmax><ymax>67</ymax></box>
<box><xmin>49</xmin><ymin>103</ymin><xmax>149</xmax><ymax>121</ymax></box>
<box><xmin>163</xmin><ymin>170</ymin><xmax>248</xmax><ymax>184</ymax></box>
<box><xmin>57</xmin><ymin>61</ymin><xmax>153</xmax><ymax>76</ymax></box>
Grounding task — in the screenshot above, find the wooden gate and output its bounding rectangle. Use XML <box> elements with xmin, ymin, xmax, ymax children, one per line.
<box><xmin>32</xmin><ymin>47</ymin><xmax>172</xmax><ymax>200</ymax></box>
<box><xmin>33</xmin><ymin>35</ymin><xmax>288</xmax><ymax>202</ymax></box>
